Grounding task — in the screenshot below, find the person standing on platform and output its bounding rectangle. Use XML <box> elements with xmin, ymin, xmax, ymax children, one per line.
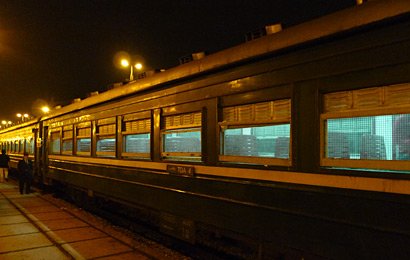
<box><xmin>0</xmin><ymin>149</ymin><xmax>10</xmax><ymax>182</ymax></box>
<box><xmin>18</xmin><ymin>153</ymin><xmax>33</xmax><ymax>194</ymax></box>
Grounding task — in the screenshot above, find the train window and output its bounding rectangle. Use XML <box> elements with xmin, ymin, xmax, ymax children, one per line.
<box><xmin>76</xmin><ymin>122</ymin><xmax>91</xmax><ymax>156</ymax></box>
<box><xmin>161</xmin><ymin>112</ymin><xmax>202</xmax><ymax>161</ymax></box>
<box><xmin>50</xmin><ymin>130</ymin><xmax>61</xmax><ymax>155</ymax></box>
<box><xmin>24</xmin><ymin>139</ymin><xmax>28</xmax><ymax>154</ymax></box>
<box><xmin>122</xmin><ymin>115</ymin><xmax>151</xmax><ymax>158</ymax></box>
<box><xmin>62</xmin><ymin>126</ymin><xmax>73</xmax><ymax>155</ymax></box>
<box><xmin>14</xmin><ymin>141</ymin><xmax>19</xmax><ymax>153</ymax></box>
<box><xmin>219</xmin><ymin>99</ymin><xmax>291</xmax><ymax>166</ymax></box>
<box><xmin>27</xmin><ymin>138</ymin><xmax>35</xmax><ymax>155</ymax></box>
<box><xmin>96</xmin><ymin>118</ymin><xmax>116</xmax><ymax>157</ymax></box>
<box><xmin>321</xmin><ymin>84</ymin><xmax>410</xmax><ymax>172</ymax></box>
<box><xmin>19</xmin><ymin>140</ymin><xmax>24</xmax><ymax>154</ymax></box>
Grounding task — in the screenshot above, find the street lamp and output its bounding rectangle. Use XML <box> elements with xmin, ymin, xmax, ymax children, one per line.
<box><xmin>1</xmin><ymin>120</ymin><xmax>12</xmax><ymax>127</ymax></box>
<box><xmin>16</xmin><ymin>113</ymin><xmax>29</xmax><ymax>123</ymax></box>
<box><xmin>120</xmin><ymin>58</ymin><xmax>143</xmax><ymax>81</ymax></box>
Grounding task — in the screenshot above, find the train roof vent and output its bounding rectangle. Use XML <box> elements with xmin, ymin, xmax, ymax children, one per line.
<box><xmin>72</xmin><ymin>98</ymin><xmax>81</xmax><ymax>103</ymax></box>
<box><xmin>136</xmin><ymin>69</ymin><xmax>163</xmax><ymax>79</ymax></box>
<box><xmin>107</xmin><ymin>82</ymin><xmax>123</xmax><ymax>90</ymax></box>
<box><xmin>265</xmin><ymin>24</ymin><xmax>282</xmax><ymax>35</ymax></box>
<box><xmin>356</xmin><ymin>0</ymin><xmax>369</xmax><ymax>5</ymax></box>
<box><xmin>88</xmin><ymin>91</ymin><xmax>99</xmax><ymax>97</ymax></box>
<box><xmin>179</xmin><ymin>51</ymin><xmax>206</xmax><ymax>65</ymax></box>
<box><xmin>245</xmin><ymin>23</ymin><xmax>282</xmax><ymax>42</ymax></box>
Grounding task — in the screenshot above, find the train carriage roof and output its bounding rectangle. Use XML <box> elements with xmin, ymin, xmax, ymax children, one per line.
<box><xmin>43</xmin><ymin>0</ymin><xmax>410</xmax><ymax>120</ymax></box>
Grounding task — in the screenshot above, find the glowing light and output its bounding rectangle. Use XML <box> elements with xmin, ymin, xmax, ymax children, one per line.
<box><xmin>115</xmin><ymin>52</ymin><xmax>144</xmax><ymax>81</ymax></box>
<box><xmin>134</xmin><ymin>63</ymin><xmax>143</xmax><ymax>70</ymax></box>
<box><xmin>120</xmin><ymin>59</ymin><xmax>129</xmax><ymax>68</ymax></box>
<box><xmin>41</xmin><ymin>106</ymin><xmax>50</xmax><ymax>113</ymax></box>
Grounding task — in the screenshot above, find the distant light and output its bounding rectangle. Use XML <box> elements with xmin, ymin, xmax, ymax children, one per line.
<box><xmin>23</xmin><ymin>114</ymin><xmax>29</xmax><ymax>118</ymax></box>
<box><xmin>120</xmin><ymin>59</ymin><xmax>129</xmax><ymax>68</ymax></box>
<box><xmin>7</xmin><ymin>121</ymin><xmax>12</xmax><ymax>125</ymax></box>
<box><xmin>1</xmin><ymin>120</ymin><xmax>6</xmax><ymax>125</ymax></box>
<box><xmin>135</xmin><ymin>63</ymin><xmax>143</xmax><ymax>70</ymax></box>
<box><xmin>16</xmin><ymin>113</ymin><xmax>22</xmax><ymax>118</ymax></box>
<box><xmin>41</xmin><ymin>106</ymin><xmax>50</xmax><ymax>113</ymax></box>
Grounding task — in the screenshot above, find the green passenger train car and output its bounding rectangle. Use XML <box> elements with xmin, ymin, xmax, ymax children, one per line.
<box><xmin>1</xmin><ymin>1</ymin><xmax>410</xmax><ymax>258</ymax></box>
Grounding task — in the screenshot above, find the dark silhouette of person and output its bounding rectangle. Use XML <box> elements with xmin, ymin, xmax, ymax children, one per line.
<box><xmin>0</xmin><ymin>149</ymin><xmax>10</xmax><ymax>182</ymax></box>
<box><xmin>17</xmin><ymin>153</ymin><xmax>33</xmax><ymax>194</ymax></box>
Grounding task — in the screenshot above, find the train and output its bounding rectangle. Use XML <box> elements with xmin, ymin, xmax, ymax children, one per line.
<box><xmin>1</xmin><ymin>1</ymin><xmax>409</xmax><ymax>258</ymax></box>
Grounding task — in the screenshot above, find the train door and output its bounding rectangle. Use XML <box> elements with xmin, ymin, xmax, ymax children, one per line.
<box><xmin>32</xmin><ymin>127</ymin><xmax>39</xmax><ymax>182</ymax></box>
<box><xmin>40</xmin><ymin>125</ymin><xmax>49</xmax><ymax>184</ymax></box>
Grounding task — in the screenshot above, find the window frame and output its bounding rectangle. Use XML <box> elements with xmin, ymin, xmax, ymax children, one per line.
<box><xmin>62</xmin><ymin>125</ymin><xmax>74</xmax><ymax>155</ymax></box>
<box><xmin>219</xmin><ymin>99</ymin><xmax>292</xmax><ymax>166</ymax></box>
<box><xmin>75</xmin><ymin>122</ymin><xmax>92</xmax><ymax>156</ymax></box>
<box><xmin>19</xmin><ymin>139</ymin><xmax>25</xmax><ymax>154</ymax></box>
<box><xmin>96</xmin><ymin>118</ymin><xmax>116</xmax><ymax>158</ymax></box>
<box><xmin>160</xmin><ymin>110</ymin><xmax>202</xmax><ymax>161</ymax></box>
<box><xmin>321</xmin><ymin>84</ymin><xmax>410</xmax><ymax>172</ymax></box>
<box><xmin>49</xmin><ymin>128</ymin><xmax>62</xmax><ymax>155</ymax></box>
<box><xmin>27</xmin><ymin>138</ymin><xmax>35</xmax><ymax>155</ymax></box>
<box><xmin>15</xmin><ymin>140</ymin><xmax>21</xmax><ymax>154</ymax></box>
<box><xmin>122</xmin><ymin>112</ymin><xmax>151</xmax><ymax>159</ymax></box>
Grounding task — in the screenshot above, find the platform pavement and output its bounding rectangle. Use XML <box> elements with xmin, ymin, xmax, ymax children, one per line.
<box><xmin>0</xmin><ymin>181</ymin><xmax>188</xmax><ymax>259</ymax></box>
<box><xmin>0</xmin><ymin>181</ymin><xmax>72</xmax><ymax>259</ymax></box>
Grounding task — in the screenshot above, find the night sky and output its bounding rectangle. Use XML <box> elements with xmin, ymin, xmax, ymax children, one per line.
<box><xmin>0</xmin><ymin>0</ymin><xmax>354</xmax><ymax>120</ymax></box>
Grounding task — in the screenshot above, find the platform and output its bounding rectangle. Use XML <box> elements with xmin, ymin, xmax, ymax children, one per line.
<box><xmin>0</xmin><ymin>181</ymin><xmax>188</xmax><ymax>259</ymax></box>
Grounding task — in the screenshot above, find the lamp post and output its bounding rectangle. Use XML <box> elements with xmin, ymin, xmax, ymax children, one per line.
<box><xmin>120</xmin><ymin>58</ymin><xmax>143</xmax><ymax>81</ymax></box>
